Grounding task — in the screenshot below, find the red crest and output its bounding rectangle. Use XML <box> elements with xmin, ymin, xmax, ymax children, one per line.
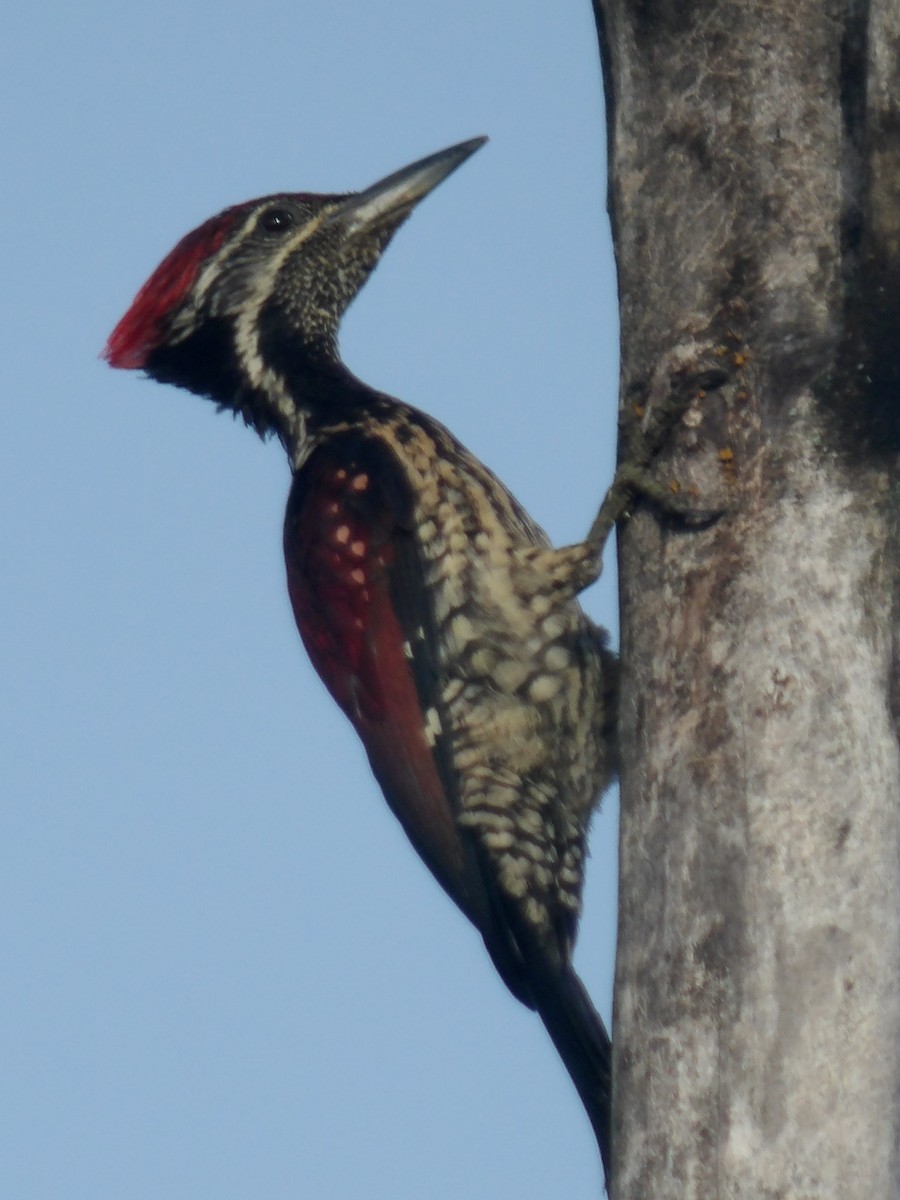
<box><xmin>104</xmin><ymin>204</ymin><xmax>247</xmax><ymax>369</ymax></box>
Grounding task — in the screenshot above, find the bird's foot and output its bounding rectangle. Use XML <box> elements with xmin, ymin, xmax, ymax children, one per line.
<box><xmin>584</xmin><ymin>360</ymin><xmax>729</xmax><ymax>562</ymax></box>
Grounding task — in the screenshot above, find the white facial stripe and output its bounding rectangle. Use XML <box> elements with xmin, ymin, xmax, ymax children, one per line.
<box><xmin>192</xmin><ymin>218</ymin><xmax>255</xmax><ymax>306</ymax></box>
<box><xmin>232</xmin><ymin>209</ymin><xmax>329</xmax><ymax>376</ymax></box>
<box><xmin>228</xmin><ymin>206</ymin><xmax>334</xmax><ymax>432</ymax></box>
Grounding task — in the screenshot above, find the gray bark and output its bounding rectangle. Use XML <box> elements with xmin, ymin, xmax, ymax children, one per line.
<box><xmin>591</xmin><ymin>1</ymin><xmax>900</xmax><ymax>1196</ymax></box>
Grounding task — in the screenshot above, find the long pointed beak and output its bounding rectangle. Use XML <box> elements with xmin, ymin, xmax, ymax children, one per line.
<box><xmin>330</xmin><ymin>136</ymin><xmax>488</xmax><ymax>235</ymax></box>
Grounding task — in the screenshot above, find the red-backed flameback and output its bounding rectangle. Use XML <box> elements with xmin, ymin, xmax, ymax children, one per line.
<box><xmin>105</xmin><ymin>139</ymin><xmax>618</xmax><ymax>1185</ymax></box>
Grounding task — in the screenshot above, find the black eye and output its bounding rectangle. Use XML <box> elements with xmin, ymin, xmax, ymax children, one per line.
<box><xmin>260</xmin><ymin>208</ymin><xmax>294</xmax><ymax>235</ymax></box>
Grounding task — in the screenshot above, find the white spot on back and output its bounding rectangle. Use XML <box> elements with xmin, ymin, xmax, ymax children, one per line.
<box><xmin>529</xmin><ymin>674</ymin><xmax>561</xmax><ymax>702</ymax></box>
<box><xmin>423</xmin><ymin>706</ymin><xmax>443</xmax><ymax>746</ymax></box>
<box><xmin>544</xmin><ymin>645</ymin><xmax>571</xmax><ymax>671</ymax></box>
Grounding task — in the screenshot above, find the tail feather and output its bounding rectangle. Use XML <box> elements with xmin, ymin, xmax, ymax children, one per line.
<box><xmin>532</xmin><ymin>965</ymin><xmax>612</xmax><ymax>1191</ymax></box>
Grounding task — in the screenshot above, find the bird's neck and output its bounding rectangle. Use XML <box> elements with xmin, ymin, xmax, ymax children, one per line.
<box><xmin>273</xmin><ymin>349</ymin><xmax>381</xmax><ymax>470</ymax></box>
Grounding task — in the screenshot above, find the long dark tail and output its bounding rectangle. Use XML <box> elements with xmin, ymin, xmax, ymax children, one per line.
<box><xmin>532</xmin><ymin>965</ymin><xmax>612</xmax><ymax>1190</ymax></box>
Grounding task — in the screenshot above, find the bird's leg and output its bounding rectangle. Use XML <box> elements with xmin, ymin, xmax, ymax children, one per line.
<box><xmin>583</xmin><ymin>361</ymin><xmax>729</xmax><ymax>565</ymax></box>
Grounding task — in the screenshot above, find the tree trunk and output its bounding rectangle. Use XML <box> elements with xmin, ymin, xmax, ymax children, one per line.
<box><xmin>591</xmin><ymin>1</ymin><xmax>900</xmax><ymax>1196</ymax></box>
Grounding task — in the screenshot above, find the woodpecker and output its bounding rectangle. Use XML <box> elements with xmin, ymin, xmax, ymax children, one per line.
<box><xmin>105</xmin><ymin>138</ymin><xmax>617</xmax><ymax>1186</ymax></box>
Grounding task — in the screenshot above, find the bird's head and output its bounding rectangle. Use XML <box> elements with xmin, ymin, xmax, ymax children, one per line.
<box><xmin>105</xmin><ymin>137</ymin><xmax>486</xmax><ymax>441</ymax></box>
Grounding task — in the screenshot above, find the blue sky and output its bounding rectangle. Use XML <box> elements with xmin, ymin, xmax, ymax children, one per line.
<box><xmin>3</xmin><ymin>3</ymin><xmax>621</xmax><ymax>1196</ymax></box>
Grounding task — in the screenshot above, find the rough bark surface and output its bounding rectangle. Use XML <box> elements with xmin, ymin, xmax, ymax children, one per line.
<box><xmin>591</xmin><ymin>1</ymin><xmax>900</xmax><ymax>1196</ymax></box>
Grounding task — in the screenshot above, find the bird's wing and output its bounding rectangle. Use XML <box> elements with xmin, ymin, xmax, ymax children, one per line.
<box><xmin>283</xmin><ymin>431</ymin><xmax>526</xmax><ymax>989</ymax></box>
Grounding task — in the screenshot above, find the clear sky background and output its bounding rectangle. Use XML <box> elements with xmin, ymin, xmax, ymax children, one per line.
<box><xmin>2</xmin><ymin>3</ymin><xmax>622</xmax><ymax>1197</ymax></box>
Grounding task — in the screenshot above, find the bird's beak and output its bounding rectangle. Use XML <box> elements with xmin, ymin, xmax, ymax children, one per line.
<box><xmin>329</xmin><ymin>136</ymin><xmax>488</xmax><ymax>236</ymax></box>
